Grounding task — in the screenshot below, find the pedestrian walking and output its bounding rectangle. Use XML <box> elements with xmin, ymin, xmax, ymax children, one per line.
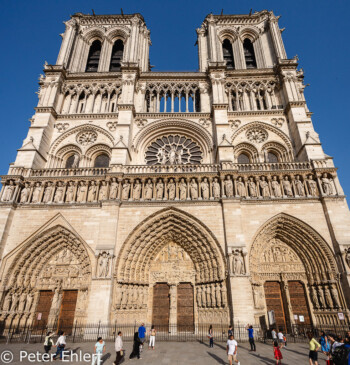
<box><xmin>53</xmin><ymin>331</ymin><xmax>66</xmax><ymax>360</ymax></box>
<box><xmin>277</xmin><ymin>329</ymin><xmax>285</xmax><ymax>348</ymax></box>
<box><xmin>272</xmin><ymin>328</ymin><xmax>277</xmax><ymax>342</ymax></box>
<box><xmin>44</xmin><ymin>331</ymin><xmax>54</xmax><ymax>354</ymax></box>
<box><xmin>246</xmin><ymin>324</ymin><xmax>256</xmax><ymax>351</ymax></box>
<box><xmin>149</xmin><ymin>325</ymin><xmax>156</xmax><ymax>350</ymax></box>
<box><xmin>273</xmin><ymin>340</ymin><xmax>283</xmax><ymax>364</ymax></box>
<box><xmin>228</xmin><ymin>325</ymin><xmax>233</xmax><ymax>339</ymax></box>
<box><xmin>138</xmin><ymin>323</ymin><xmax>146</xmax><ymax>352</ymax></box>
<box><xmin>320</xmin><ymin>331</ymin><xmax>331</xmax><ymax>361</ymax></box>
<box><xmin>307</xmin><ymin>331</ymin><xmax>321</xmax><ymax>365</ymax></box>
<box><xmin>208</xmin><ymin>325</ymin><xmax>214</xmax><ymax>348</ymax></box>
<box><xmin>92</xmin><ymin>337</ymin><xmax>105</xmax><ymax>365</ymax></box>
<box><xmin>113</xmin><ymin>331</ymin><xmax>124</xmax><ymax>365</ymax></box>
<box><xmin>129</xmin><ymin>332</ymin><xmax>142</xmax><ymax>360</ymax></box>
<box><xmin>226</xmin><ymin>334</ymin><xmax>240</xmax><ymax>365</ymax></box>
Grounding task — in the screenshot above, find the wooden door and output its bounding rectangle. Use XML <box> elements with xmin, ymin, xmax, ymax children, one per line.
<box><xmin>264</xmin><ymin>281</ymin><xmax>287</xmax><ymax>333</ymax></box>
<box><xmin>57</xmin><ymin>290</ymin><xmax>78</xmax><ymax>334</ymax></box>
<box><xmin>34</xmin><ymin>291</ymin><xmax>54</xmax><ymax>329</ymax></box>
<box><xmin>177</xmin><ymin>283</ymin><xmax>194</xmax><ymax>331</ymax></box>
<box><xmin>288</xmin><ymin>281</ymin><xmax>311</xmax><ymax>326</ymax></box>
<box><xmin>152</xmin><ymin>284</ymin><xmax>170</xmax><ymax>330</ymax></box>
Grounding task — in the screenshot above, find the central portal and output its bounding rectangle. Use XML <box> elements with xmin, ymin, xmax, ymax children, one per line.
<box><xmin>152</xmin><ymin>283</ymin><xmax>170</xmax><ymax>328</ymax></box>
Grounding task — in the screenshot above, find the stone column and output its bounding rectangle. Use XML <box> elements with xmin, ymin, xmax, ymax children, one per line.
<box><xmin>169</xmin><ymin>284</ymin><xmax>177</xmax><ymax>334</ymax></box>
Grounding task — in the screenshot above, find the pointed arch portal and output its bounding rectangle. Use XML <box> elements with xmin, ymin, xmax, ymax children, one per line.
<box><xmin>113</xmin><ymin>207</ymin><xmax>229</xmax><ymax>326</ymax></box>
<box><xmin>249</xmin><ymin>213</ymin><xmax>346</xmax><ymax>330</ymax></box>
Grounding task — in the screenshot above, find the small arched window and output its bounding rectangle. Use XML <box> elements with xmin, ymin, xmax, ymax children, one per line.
<box><xmin>243</xmin><ymin>39</ymin><xmax>257</xmax><ymax>69</ymax></box>
<box><xmin>237</xmin><ymin>153</ymin><xmax>250</xmax><ymax>164</ymax></box>
<box><xmin>110</xmin><ymin>40</ymin><xmax>124</xmax><ymax>71</ymax></box>
<box><xmin>222</xmin><ymin>39</ymin><xmax>235</xmax><ymax>69</ymax></box>
<box><xmin>267</xmin><ymin>152</ymin><xmax>279</xmax><ymax>163</ymax></box>
<box><xmin>86</xmin><ymin>40</ymin><xmax>102</xmax><ymax>72</ymax></box>
<box><xmin>94</xmin><ymin>153</ymin><xmax>110</xmax><ymax>168</ymax></box>
<box><xmin>65</xmin><ymin>155</ymin><xmax>75</xmax><ymax>168</ymax></box>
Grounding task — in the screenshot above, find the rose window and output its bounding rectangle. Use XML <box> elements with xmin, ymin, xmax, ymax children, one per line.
<box><xmin>76</xmin><ymin>130</ymin><xmax>98</xmax><ymax>146</ymax></box>
<box><xmin>145</xmin><ymin>135</ymin><xmax>202</xmax><ymax>165</ymax></box>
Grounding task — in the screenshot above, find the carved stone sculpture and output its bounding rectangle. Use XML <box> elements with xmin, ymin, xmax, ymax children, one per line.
<box><xmin>18</xmin><ymin>291</ymin><xmax>27</xmax><ymax>312</ymax></box>
<box><xmin>2</xmin><ymin>181</ymin><xmax>15</xmax><ymax>202</ymax></box>
<box><xmin>97</xmin><ymin>252</ymin><xmax>110</xmax><ymax>278</ymax></box>
<box><xmin>31</xmin><ymin>183</ymin><xmax>42</xmax><ymax>203</ymax></box>
<box><xmin>42</xmin><ymin>182</ymin><xmax>53</xmax><ymax>203</ymax></box>
<box><xmin>224</xmin><ymin>176</ymin><xmax>233</xmax><ymax>197</ymax></box>
<box><xmin>324</xmin><ymin>286</ymin><xmax>333</xmax><ymax>309</ymax></box>
<box><xmin>317</xmin><ymin>286</ymin><xmax>326</xmax><ymax>308</ymax></box>
<box><xmin>77</xmin><ymin>181</ymin><xmax>87</xmax><ymax>202</ymax></box>
<box><xmin>232</xmin><ymin>250</ymin><xmax>245</xmax><ymax>275</ymax></box>
<box><xmin>282</xmin><ymin>176</ymin><xmax>293</xmax><ymax>197</ymax></box>
<box><xmin>87</xmin><ymin>181</ymin><xmax>97</xmax><ymax>202</ymax></box>
<box><xmin>65</xmin><ymin>181</ymin><xmax>74</xmax><ymax>202</ymax></box>
<box><xmin>190</xmin><ymin>179</ymin><xmax>198</xmax><ymax>199</ymax></box>
<box><xmin>10</xmin><ymin>292</ymin><xmax>19</xmax><ymax>312</ymax></box>
<box><xmin>271</xmin><ymin>176</ymin><xmax>282</xmax><ymax>198</ymax></box>
<box><xmin>200</xmin><ymin>178</ymin><xmax>209</xmax><ymax>200</ymax></box>
<box><xmin>295</xmin><ymin>175</ymin><xmax>305</xmax><ymax>196</ymax></box>
<box><xmin>25</xmin><ymin>292</ymin><xmax>33</xmax><ymax>312</ymax></box>
<box><xmin>345</xmin><ymin>248</ymin><xmax>350</xmax><ymax>269</ymax></box>
<box><xmin>109</xmin><ymin>178</ymin><xmax>118</xmax><ymax>199</ymax></box>
<box><xmin>167</xmin><ymin>179</ymin><xmax>175</xmax><ymax>200</ymax></box>
<box><xmin>179</xmin><ymin>178</ymin><xmax>187</xmax><ymax>200</ymax></box>
<box><xmin>253</xmin><ymin>285</ymin><xmax>264</xmax><ymax>309</ymax></box>
<box><xmin>322</xmin><ymin>173</ymin><xmax>333</xmax><ymax>195</ymax></box>
<box><xmin>144</xmin><ymin>179</ymin><xmax>153</xmax><ymax>200</ymax></box>
<box><xmin>54</xmin><ymin>182</ymin><xmax>64</xmax><ymax>203</ymax></box>
<box><xmin>156</xmin><ymin>180</ymin><xmax>164</xmax><ymax>200</ymax></box>
<box><xmin>71</xmin><ymin>154</ymin><xmax>80</xmax><ymax>168</ymax></box>
<box><xmin>20</xmin><ymin>183</ymin><xmax>30</xmax><ymax>203</ymax></box>
<box><xmin>310</xmin><ymin>286</ymin><xmax>319</xmax><ymax>309</ymax></box>
<box><xmin>212</xmin><ymin>178</ymin><xmax>220</xmax><ymax>199</ymax></box>
<box><xmin>2</xmin><ymin>292</ymin><xmax>11</xmax><ymax>311</ymax></box>
<box><xmin>122</xmin><ymin>181</ymin><xmax>130</xmax><ymax>200</ymax></box>
<box><xmin>236</xmin><ymin>177</ymin><xmax>246</xmax><ymax>197</ymax></box>
<box><xmin>259</xmin><ymin>176</ymin><xmax>270</xmax><ymax>197</ymax></box>
<box><xmin>307</xmin><ymin>175</ymin><xmax>317</xmax><ymax>196</ymax></box>
<box><xmin>331</xmin><ymin>285</ymin><xmax>341</xmax><ymax>308</ymax></box>
<box><xmin>248</xmin><ymin>177</ymin><xmax>257</xmax><ymax>197</ymax></box>
<box><xmin>98</xmin><ymin>181</ymin><xmax>108</xmax><ymax>200</ymax></box>
<box><xmin>133</xmin><ymin>180</ymin><xmax>141</xmax><ymax>200</ymax></box>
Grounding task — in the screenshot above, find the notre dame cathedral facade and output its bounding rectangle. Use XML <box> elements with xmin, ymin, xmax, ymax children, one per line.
<box><xmin>0</xmin><ymin>10</ymin><xmax>350</xmax><ymax>333</ymax></box>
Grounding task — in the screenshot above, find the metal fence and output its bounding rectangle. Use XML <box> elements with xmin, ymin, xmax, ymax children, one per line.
<box><xmin>1</xmin><ymin>322</ymin><xmax>349</xmax><ymax>344</ymax></box>
<box><xmin>0</xmin><ymin>322</ymin><xmax>262</xmax><ymax>344</ymax></box>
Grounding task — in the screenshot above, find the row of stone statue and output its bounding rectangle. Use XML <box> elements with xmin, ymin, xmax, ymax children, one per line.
<box><xmin>0</xmin><ymin>172</ymin><xmax>336</xmax><ymax>204</ymax></box>
<box><xmin>310</xmin><ymin>283</ymin><xmax>342</xmax><ymax>310</ymax></box>
<box><xmin>196</xmin><ymin>283</ymin><xmax>227</xmax><ymax>308</ymax></box>
<box><xmin>1</xmin><ymin>289</ymin><xmax>34</xmax><ymax>314</ymax></box>
<box><xmin>114</xmin><ymin>284</ymin><xmax>149</xmax><ymax>310</ymax></box>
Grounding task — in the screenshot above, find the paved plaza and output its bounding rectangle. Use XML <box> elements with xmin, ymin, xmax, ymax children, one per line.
<box><xmin>1</xmin><ymin>340</ymin><xmax>327</xmax><ymax>364</ymax></box>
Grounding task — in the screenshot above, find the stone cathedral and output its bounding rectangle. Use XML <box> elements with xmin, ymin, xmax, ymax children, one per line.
<box><xmin>0</xmin><ymin>10</ymin><xmax>350</xmax><ymax>334</ymax></box>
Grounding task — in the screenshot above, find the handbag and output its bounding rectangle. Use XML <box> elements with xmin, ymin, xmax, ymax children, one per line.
<box><xmin>120</xmin><ymin>350</ymin><xmax>124</xmax><ymax>356</ymax></box>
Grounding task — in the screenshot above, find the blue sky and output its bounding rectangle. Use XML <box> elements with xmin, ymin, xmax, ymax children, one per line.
<box><xmin>1</xmin><ymin>0</ymin><xmax>349</xmax><ymax>198</ymax></box>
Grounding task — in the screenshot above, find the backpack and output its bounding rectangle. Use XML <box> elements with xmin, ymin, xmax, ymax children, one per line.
<box><xmin>332</xmin><ymin>345</ymin><xmax>349</xmax><ymax>365</ymax></box>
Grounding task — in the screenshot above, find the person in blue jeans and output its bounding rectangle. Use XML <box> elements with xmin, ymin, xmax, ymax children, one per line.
<box><xmin>53</xmin><ymin>331</ymin><xmax>66</xmax><ymax>360</ymax></box>
<box><xmin>138</xmin><ymin>323</ymin><xmax>146</xmax><ymax>352</ymax></box>
<box><xmin>246</xmin><ymin>324</ymin><xmax>256</xmax><ymax>351</ymax></box>
<box><xmin>208</xmin><ymin>325</ymin><xmax>214</xmax><ymax>348</ymax></box>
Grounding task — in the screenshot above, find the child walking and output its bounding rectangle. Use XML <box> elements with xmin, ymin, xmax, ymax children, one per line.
<box><xmin>273</xmin><ymin>340</ymin><xmax>283</xmax><ymax>364</ymax></box>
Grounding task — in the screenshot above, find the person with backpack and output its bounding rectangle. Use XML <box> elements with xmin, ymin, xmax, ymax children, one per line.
<box><xmin>307</xmin><ymin>331</ymin><xmax>321</xmax><ymax>365</ymax></box>
<box><xmin>329</xmin><ymin>335</ymin><xmax>349</xmax><ymax>365</ymax></box>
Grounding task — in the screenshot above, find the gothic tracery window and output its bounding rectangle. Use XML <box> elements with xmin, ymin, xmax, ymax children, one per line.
<box><xmin>237</xmin><ymin>153</ymin><xmax>250</xmax><ymax>164</ymax></box>
<box><xmin>85</xmin><ymin>40</ymin><xmax>102</xmax><ymax>72</ymax></box>
<box><xmin>222</xmin><ymin>39</ymin><xmax>235</xmax><ymax>69</ymax></box>
<box><xmin>109</xmin><ymin>40</ymin><xmax>124</xmax><ymax>72</ymax></box>
<box><xmin>94</xmin><ymin>153</ymin><xmax>110</xmax><ymax>168</ymax></box>
<box><xmin>267</xmin><ymin>152</ymin><xmax>279</xmax><ymax>163</ymax></box>
<box><xmin>243</xmin><ymin>39</ymin><xmax>257</xmax><ymax>69</ymax></box>
<box><xmin>145</xmin><ymin>135</ymin><xmax>203</xmax><ymax>165</ymax></box>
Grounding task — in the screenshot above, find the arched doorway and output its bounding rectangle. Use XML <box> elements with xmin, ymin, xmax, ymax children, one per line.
<box><xmin>249</xmin><ymin>213</ymin><xmax>347</xmax><ymax>332</ymax></box>
<box><xmin>0</xmin><ymin>225</ymin><xmax>93</xmax><ymax>333</ymax></box>
<box><xmin>113</xmin><ymin>207</ymin><xmax>229</xmax><ymax>328</ymax></box>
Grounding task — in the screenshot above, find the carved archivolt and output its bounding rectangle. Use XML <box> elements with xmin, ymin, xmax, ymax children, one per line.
<box><xmin>115</xmin><ymin>207</ymin><xmax>227</xmax><ymax>284</ymax></box>
<box><xmin>233</xmin><ymin>142</ymin><xmax>258</xmax><ymax>161</ymax></box>
<box><xmin>50</xmin><ymin>124</ymin><xmax>114</xmax><ymax>154</ymax></box>
<box><xmin>1</xmin><ymin>225</ymin><xmax>93</xmax><ymax>291</ymax></box>
<box><xmin>249</xmin><ymin>213</ymin><xmax>338</xmax><ymax>284</ymax></box>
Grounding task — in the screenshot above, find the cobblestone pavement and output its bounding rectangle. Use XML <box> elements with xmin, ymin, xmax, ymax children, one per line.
<box><xmin>1</xmin><ymin>340</ymin><xmax>327</xmax><ymax>364</ymax></box>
